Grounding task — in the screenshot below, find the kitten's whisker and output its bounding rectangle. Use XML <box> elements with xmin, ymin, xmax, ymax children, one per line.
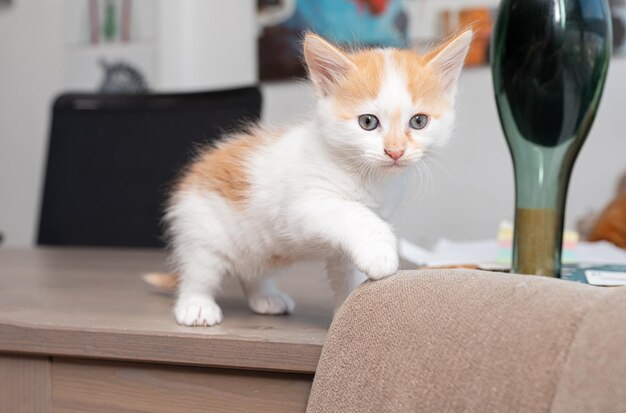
<box><xmin>423</xmin><ymin>160</ymin><xmax>436</xmax><ymax>200</ymax></box>
<box><xmin>424</xmin><ymin>153</ymin><xmax>454</xmax><ymax>177</ymax></box>
<box><xmin>402</xmin><ymin>169</ymin><xmax>416</xmax><ymax>206</ymax></box>
<box><xmin>410</xmin><ymin>161</ymin><xmax>427</xmax><ymax>206</ymax></box>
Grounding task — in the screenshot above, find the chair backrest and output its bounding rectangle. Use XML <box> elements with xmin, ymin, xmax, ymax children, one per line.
<box><xmin>38</xmin><ymin>87</ymin><xmax>261</xmax><ymax>248</ymax></box>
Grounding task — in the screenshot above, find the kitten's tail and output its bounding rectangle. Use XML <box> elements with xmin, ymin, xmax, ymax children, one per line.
<box><xmin>142</xmin><ymin>272</ymin><xmax>179</xmax><ymax>290</ymax></box>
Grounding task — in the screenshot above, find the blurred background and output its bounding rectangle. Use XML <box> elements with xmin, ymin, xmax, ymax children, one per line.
<box><xmin>1</xmin><ymin>0</ymin><xmax>625</xmax><ymax>249</ymax></box>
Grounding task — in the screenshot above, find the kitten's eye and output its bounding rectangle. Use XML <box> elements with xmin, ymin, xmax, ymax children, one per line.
<box><xmin>358</xmin><ymin>114</ymin><xmax>379</xmax><ymax>131</ymax></box>
<box><xmin>409</xmin><ymin>114</ymin><xmax>429</xmax><ymax>130</ymax></box>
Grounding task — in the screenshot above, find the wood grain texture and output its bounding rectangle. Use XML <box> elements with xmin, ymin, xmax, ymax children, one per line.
<box><xmin>52</xmin><ymin>358</ymin><xmax>312</xmax><ymax>413</ymax></box>
<box><xmin>0</xmin><ymin>354</ymin><xmax>51</xmax><ymax>413</ymax></box>
<box><xmin>0</xmin><ymin>248</ymin><xmax>335</xmax><ymax>373</ymax></box>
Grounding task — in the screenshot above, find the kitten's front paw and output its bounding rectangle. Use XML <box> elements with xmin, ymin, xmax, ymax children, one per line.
<box><xmin>175</xmin><ymin>297</ymin><xmax>223</xmax><ymax>326</ymax></box>
<box><xmin>248</xmin><ymin>292</ymin><xmax>295</xmax><ymax>315</ymax></box>
<box><xmin>353</xmin><ymin>242</ymin><xmax>399</xmax><ymax>280</ymax></box>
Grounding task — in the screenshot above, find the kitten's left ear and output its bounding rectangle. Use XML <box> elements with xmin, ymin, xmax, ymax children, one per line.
<box><xmin>427</xmin><ymin>30</ymin><xmax>473</xmax><ymax>97</ymax></box>
<box><xmin>304</xmin><ymin>33</ymin><xmax>356</xmax><ymax>96</ymax></box>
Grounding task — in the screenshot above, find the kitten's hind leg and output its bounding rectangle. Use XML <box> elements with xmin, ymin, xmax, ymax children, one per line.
<box><xmin>326</xmin><ymin>253</ymin><xmax>367</xmax><ymax>311</ymax></box>
<box><xmin>241</xmin><ymin>277</ymin><xmax>295</xmax><ymax>315</ymax></box>
<box><xmin>174</xmin><ymin>252</ymin><xmax>227</xmax><ymax>327</ymax></box>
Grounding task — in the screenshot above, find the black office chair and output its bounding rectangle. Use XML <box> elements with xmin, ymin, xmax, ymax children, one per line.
<box><xmin>38</xmin><ymin>87</ymin><xmax>262</xmax><ymax>248</ymax></box>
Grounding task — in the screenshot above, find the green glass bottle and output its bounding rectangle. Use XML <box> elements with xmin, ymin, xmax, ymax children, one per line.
<box><xmin>491</xmin><ymin>0</ymin><xmax>611</xmax><ymax>277</ymax></box>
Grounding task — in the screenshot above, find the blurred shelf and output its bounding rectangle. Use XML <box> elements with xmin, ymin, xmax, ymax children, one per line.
<box><xmin>65</xmin><ymin>41</ymin><xmax>155</xmax><ymax>55</ymax></box>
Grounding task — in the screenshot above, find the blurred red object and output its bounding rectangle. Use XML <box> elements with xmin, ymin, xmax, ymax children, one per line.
<box><xmin>352</xmin><ymin>0</ymin><xmax>389</xmax><ymax>16</ymax></box>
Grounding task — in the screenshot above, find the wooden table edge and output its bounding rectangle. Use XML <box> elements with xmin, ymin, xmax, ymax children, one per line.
<box><xmin>0</xmin><ymin>323</ymin><xmax>322</xmax><ymax>374</ymax></box>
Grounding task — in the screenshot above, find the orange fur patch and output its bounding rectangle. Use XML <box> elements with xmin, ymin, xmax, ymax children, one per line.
<box><xmin>391</xmin><ymin>50</ymin><xmax>448</xmax><ymax>117</ymax></box>
<box><xmin>332</xmin><ymin>47</ymin><xmax>449</xmax><ymax>121</ymax></box>
<box><xmin>333</xmin><ymin>49</ymin><xmax>386</xmax><ymax>119</ymax></box>
<box><xmin>268</xmin><ymin>254</ymin><xmax>291</xmax><ymax>267</ymax></box>
<box><xmin>177</xmin><ymin>128</ymin><xmax>279</xmax><ymax>205</ymax></box>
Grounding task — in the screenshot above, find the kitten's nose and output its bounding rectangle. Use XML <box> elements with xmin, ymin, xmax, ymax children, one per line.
<box><xmin>384</xmin><ymin>149</ymin><xmax>405</xmax><ymax>161</ymax></box>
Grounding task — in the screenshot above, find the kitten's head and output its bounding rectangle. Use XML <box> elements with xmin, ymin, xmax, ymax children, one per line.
<box><xmin>304</xmin><ymin>31</ymin><xmax>472</xmax><ymax>175</ymax></box>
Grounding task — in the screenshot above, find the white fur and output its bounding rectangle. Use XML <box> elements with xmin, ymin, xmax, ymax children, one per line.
<box><xmin>166</xmin><ymin>35</ymin><xmax>471</xmax><ymax>326</ymax></box>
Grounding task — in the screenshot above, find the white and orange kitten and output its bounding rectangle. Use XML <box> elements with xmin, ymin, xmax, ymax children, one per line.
<box><xmin>160</xmin><ymin>31</ymin><xmax>472</xmax><ymax>326</ymax></box>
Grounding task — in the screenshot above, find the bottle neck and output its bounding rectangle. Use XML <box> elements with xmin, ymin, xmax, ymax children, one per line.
<box><xmin>508</xmin><ymin>140</ymin><xmax>578</xmax><ymax>277</ymax></box>
<box><xmin>510</xmin><ymin>140</ymin><xmax>577</xmax><ymax>211</ymax></box>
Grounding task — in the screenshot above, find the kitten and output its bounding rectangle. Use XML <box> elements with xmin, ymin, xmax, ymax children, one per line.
<box><xmin>156</xmin><ymin>31</ymin><xmax>472</xmax><ymax>326</ymax></box>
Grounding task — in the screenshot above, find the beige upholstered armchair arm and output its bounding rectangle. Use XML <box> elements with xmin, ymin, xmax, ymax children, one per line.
<box><xmin>307</xmin><ymin>270</ymin><xmax>626</xmax><ymax>413</ymax></box>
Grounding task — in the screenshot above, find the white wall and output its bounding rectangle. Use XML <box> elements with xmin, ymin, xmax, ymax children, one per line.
<box><xmin>263</xmin><ymin>60</ymin><xmax>626</xmax><ymax>247</ymax></box>
<box><xmin>0</xmin><ymin>1</ymin><xmax>65</xmax><ymax>246</ymax></box>
<box><xmin>157</xmin><ymin>0</ymin><xmax>256</xmax><ymax>91</ymax></box>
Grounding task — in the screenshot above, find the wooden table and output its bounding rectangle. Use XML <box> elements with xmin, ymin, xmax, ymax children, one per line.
<box><xmin>0</xmin><ymin>248</ymin><xmax>335</xmax><ymax>412</ymax></box>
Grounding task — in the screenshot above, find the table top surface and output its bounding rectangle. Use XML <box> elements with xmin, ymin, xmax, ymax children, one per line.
<box><xmin>0</xmin><ymin>248</ymin><xmax>335</xmax><ymax>373</ymax></box>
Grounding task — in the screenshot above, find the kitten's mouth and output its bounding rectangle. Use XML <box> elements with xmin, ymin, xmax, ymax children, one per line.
<box><xmin>382</xmin><ymin>160</ymin><xmax>406</xmax><ymax>169</ymax></box>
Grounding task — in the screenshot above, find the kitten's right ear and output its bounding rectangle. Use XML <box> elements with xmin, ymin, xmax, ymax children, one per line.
<box><xmin>303</xmin><ymin>34</ymin><xmax>356</xmax><ymax>96</ymax></box>
<box><xmin>427</xmin><ymin>30</ymin><xmax>473</xmax><ymax>98</ymax></box>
